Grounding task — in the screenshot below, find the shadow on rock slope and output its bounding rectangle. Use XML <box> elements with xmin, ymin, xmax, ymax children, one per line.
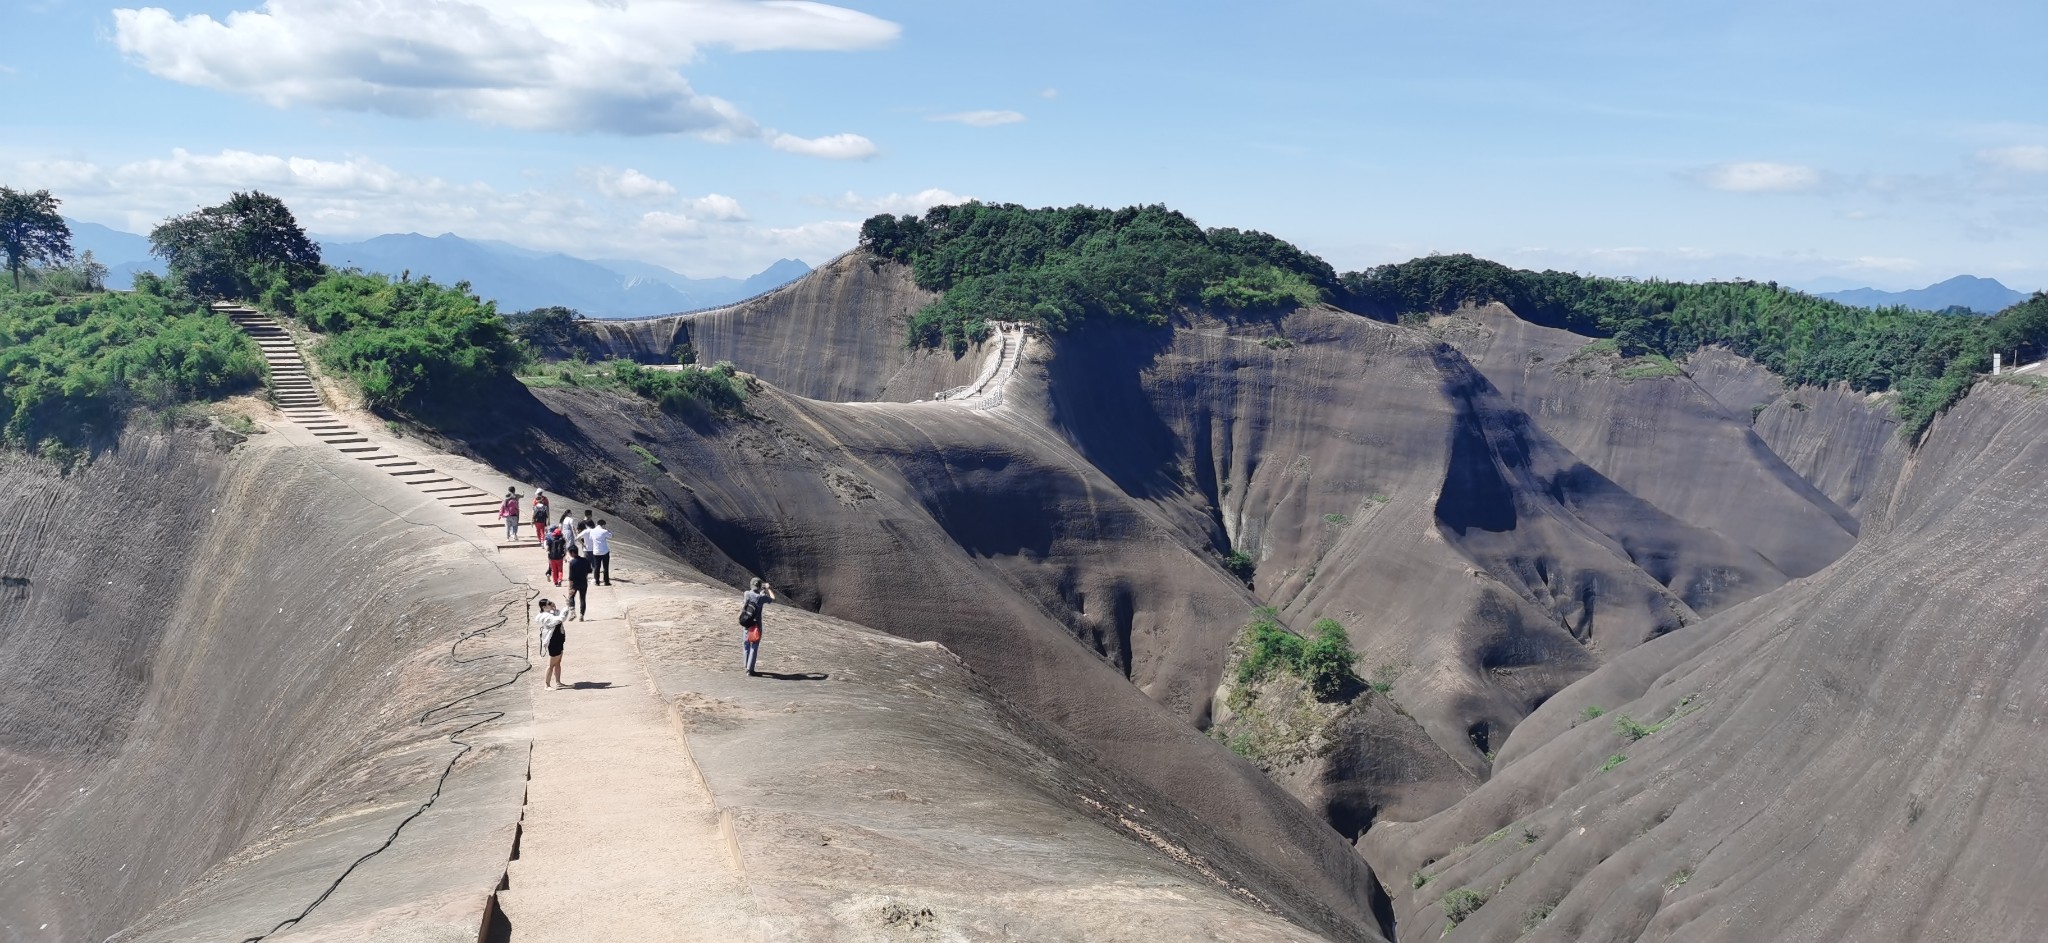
<box><xmin>434</xmin><ymin>251</ymin><xmax>1865</xmax><ymax>868</ymax></box>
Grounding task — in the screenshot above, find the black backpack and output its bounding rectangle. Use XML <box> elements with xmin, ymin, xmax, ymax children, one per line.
<box><xmin>738</xmin><ymin>594</ymin><xmax>763</xmax><ymax>628</ymax></box>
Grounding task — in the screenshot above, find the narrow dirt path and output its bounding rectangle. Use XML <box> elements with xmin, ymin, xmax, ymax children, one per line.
<box><xmin>491</xmin><ymin>575</ymin><xmax>761</xmax><ymax>941</ymax></box>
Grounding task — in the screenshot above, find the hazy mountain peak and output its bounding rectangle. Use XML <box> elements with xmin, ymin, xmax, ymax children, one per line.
<box><xmin>1818</xmin><ymin>275</ymin><xmax>2028</xmax><ymax>314</ymax></box>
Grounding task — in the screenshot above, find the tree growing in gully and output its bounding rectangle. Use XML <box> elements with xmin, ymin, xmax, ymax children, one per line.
<box><xmin>0</xmin><ymin>187</ymin><xmax>74</xmax><ymax>291</ymax></box>
<box><xmin>149</xmin><ymin>191</ymin><xmax>323</xmax><ymax>304</ymax></box>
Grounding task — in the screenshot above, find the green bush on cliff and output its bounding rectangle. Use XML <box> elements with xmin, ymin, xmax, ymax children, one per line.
<box><xmin>1234</xmin><ymin>610</ymin><xmax>1361</xmax><ymax>701</ymax></box>
<box><xmin>607</xmin><ymin>359</ymin><xmax>749</xmax><ymax>415</ymax></box>
<box><xmin>860</xmin><ymin>203</ymin><xmax>1337</xmax><ymax>351</ymax></box>
<box><xmin>293</xmin><ymin>271</ymin><xmax>522</xmax><ymax>411</ymax></box>
<box><xmin>0</xmin><ymin>281</ymin><xmax>262</xmax><ymax>453</ymax></box>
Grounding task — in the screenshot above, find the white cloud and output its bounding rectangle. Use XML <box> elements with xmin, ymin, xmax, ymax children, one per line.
<box><xmin>688</xmin><ymin>193</ymin><xmax>748</xmax><ymax>221</ymax></box>
<box><xmin>1980</xmin><ymin>145</ymin><xmax>2048</xmax><ymax>173</ymax></box>
<box><xmin>930</xmin><ymin>110</ymin><xmax>1026</xmax><ymax>127</ymax></box>
<box><xmin>109</xmin><ymin>0</ymin><xmax>896</xmax><ymax>152</ymax></box>
<box><xmin>1039</xmin><ymin>88</ymin><xmax>1058</xmax><ymax>99</ymax></box>
<box><xmin>768</xmin><ymin>132</ymin><xmax>878</xmax><ymax>160</ymax></box>
<box><xmin>820</xmin><ymin>188</ymin><xmax>970</xmax><ymax>216</ymax></box>
<box><xmin>7</xmin><ymin>147</ymin><xmax>854</xmax><ymax>277</ymax></box>
<box><xmin>593</xmin><ymin>168</ymin><xmax>678</xmax><ymax>202</ymax></box>
<box><xmin>1694</xmin><ymin>161</ymin><xmax>1824</xmax><ymax>193</ymax></box>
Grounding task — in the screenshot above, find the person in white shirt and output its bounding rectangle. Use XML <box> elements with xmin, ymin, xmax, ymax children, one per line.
<box><xmin>558</xmin><ymin>511</ymin><xmax>580</xmax><ymax>550</ymax></box>
<box><xmin>586</xmin><ymin>519</ymin><xmax>613</xmax><ymax>586</ymax></box>
<box><xmin>534</xmin><ymin>599</ymin><xmax>566</xmax><ymax>689</ymax></box>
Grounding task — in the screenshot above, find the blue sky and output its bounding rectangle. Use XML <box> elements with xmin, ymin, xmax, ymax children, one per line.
<box><xmin>3</xmin><ymin>0</ymin><xmax>2044</xmax><ymax>288</ymax></box>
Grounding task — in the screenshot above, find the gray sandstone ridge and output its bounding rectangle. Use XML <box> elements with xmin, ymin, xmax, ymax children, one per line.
<box><xmin>8</xmin><ymin>246</ymin><xmax>2045</xmax><ymax>942</ymax></box>
<box><xmin>451</xmin><ymin>248</ymin><xmax>2048</xmax><ymax>940</ymax></box>
<box><xmin>0</xmin><ymin>430</ymin><xmax>529</xmax><ymax>942</ymax></box>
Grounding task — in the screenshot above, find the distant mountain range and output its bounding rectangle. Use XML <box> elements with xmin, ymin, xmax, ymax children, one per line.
<box><xmin>1817</xmin><ymin>275</ymin><xmax>2030</xmax><ymax>315</ymax></box>
<box><xmin>60</xmin><ymin>219</ymin><xmax>810</xmax><ymax>319</ymax></box>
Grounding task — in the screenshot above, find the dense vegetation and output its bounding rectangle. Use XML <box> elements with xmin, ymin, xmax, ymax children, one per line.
<box><xmin>294</xmin><ymin>271</ymin><xmax>523</xmax><ymax>412</ymax></box>
<box><xmin>517</xmin><ymin>359</ymin><xmax>750</xmax><ymax>416</ymax></box>
<box><xmin>1235</xmin><ymin>609</ymin><xmax>1361</xmax><ymax>700</ymax></box>
<box><xmin>860</xmin><ymin>203</ymin><xmax>1337</xmax><ymax>350</ymax></box>
<box><xmin>1344</xmin><ymin>254</ymin><xmax>2048</xmax><ymax>440</ymax></box>
<box><xmin>861</xmin><ymin>202</ymin><xmax>2043</xmax><ymax>440</ymax></box>
<box><xmin>0</xmin><ymin>281</ymin><xmax>262</xmax><ymax>457</ymax></box>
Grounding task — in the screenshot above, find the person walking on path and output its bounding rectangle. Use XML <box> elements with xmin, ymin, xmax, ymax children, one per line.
<box><xmin>499</xmin><ymin>488</ymin><xmax>522</xmax><ymax>541</ymax></box>
<box><xmin>545</xmin><ymin>524</ymin><xmax>568</xmax><ymax>586</ymax></box>
<box><xmin>535</xmin><ymin>599</ymin><xmax>566</xmax><ymax>689</ymax></box>
<box><xmin>558</xmin><ymin>511</ymin><xmax>580</xmax><ymax>552</ymax></box>
<box><xmin>587</xmin><ymin>519</ymin><xmax>613</xmax><ymax>586</ymax></box>
<box><xmin>739</xmin><ymin>578</ymin><xmax>774</xmax><ymax>676</ymax></box>
<box><xmin>531</xmin><ymin>490</ymin><xmax>552</xmax><ymax>542</ymax></box>
<box><xmin>566</xmin><ymin>547</ymin><xmax>593</xmax><ymax>621</ymax></box>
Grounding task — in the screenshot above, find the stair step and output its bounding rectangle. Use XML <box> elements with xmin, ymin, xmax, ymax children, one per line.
<box><xmin>354</xmin><ymin>455</ymin><xmax>401</xmax><ymax>462</ymax></box>
<box><xmin>389</xmin><ymin>468</ymin><xmax>435</xmax><ymax>476</ymax></box>
<box><xmin>447</xmin><ymin>500</ymin><xmax>499</xmax><ymax>508</ymax></box>
<box><xmin>462</xmin><ymin>508</ymin><xmax>501</xmax><ymax>516</ymax></box>
<box><xmin>408</xmin><ymin>476</ymin><xmax>454</xmax><ymax>485</ymax></box>
<box><xmin>496</xmin><ymin>542</ymin><xmax>541</xmax><ymax>550</ymax></box>
<box><xmin>336</xmin><ymin>445</ymin><xmax>378</xmax><ymax>453</ymax></box>
<box><xmin>373</xmin><ymin>460</ymin><xmax>418</xmax><ymax>468</ymax></box>
<box><xmin>420</xmin><ymin>485</ymin><xmax>473</xmax><ymax>494</ymax></box>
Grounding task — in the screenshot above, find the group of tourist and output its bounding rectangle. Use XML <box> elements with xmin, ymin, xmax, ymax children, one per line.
<box><xmin>515</xmin><ymin>486</ymin><xmax>778</xmax><ymax>689</ymax></box>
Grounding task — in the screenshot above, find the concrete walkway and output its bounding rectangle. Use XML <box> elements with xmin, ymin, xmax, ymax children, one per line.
<box><xmin>220</xmin><ymin>305</ymin><xmax>760</xmax><ymax>940</ymax></box>
<box><xmin>492</xmin><ymin>574</ymin><xmax>760</xmax><ymax>941</ymax></box>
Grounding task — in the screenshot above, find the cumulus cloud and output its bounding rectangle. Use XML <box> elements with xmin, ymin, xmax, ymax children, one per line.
<box><xmin>688</xmin><ymin>193</ymin><xmax>748</xmax><ymax>221</ymax></box>
<box><xmin>7</xmin><ymin>147</ymin><xmax>850</xmax><ymax>276</ymax></box>
<box><xmin>1694</xmin><ymin>161</ymin><xmax>1824</xmax><ymax>193</ymax></box>
<box><xmin>767</xmin><ymin>132</ymin><xmax>878</xmax><ymax>160</ymax></box>
<box><xmin>592</xmin><ymin>167</ymin><xmax>679</xmax><ymax>202</ymax></box>
<box><xmin>1980</xmin><ymin>145</ymin><xmax>2048</xmax><ymax>173</ymax></box>
<box><xmin>110</xmin><ymin>0</ymin><xmax>895</xmax><ymax>152</ymax></box>
<box><xmin>819</xmin><ymin>188</ymin><xmax>971</xmax><ymax>215</ymax></box>
<box><xmin>930</xmin><ymin>110</ymin><xmax>1025</xmax><ymax>127</ymax></box>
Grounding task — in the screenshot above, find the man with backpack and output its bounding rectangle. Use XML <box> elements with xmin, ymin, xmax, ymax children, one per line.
<box><xmin>531</xmin><ymin>490</ymin><xmax>552</xmax><ymax>542</ymax></box>
<box><xmin>565</xmin><ymin>547</ymin><xmax>593</xmax><ymax>621</ymax></box>
<box><xmin>544</xmin><ymin>525</ymin><xmax>568</xmax><ymax>586</ymax></box>
<box><xmin>739</xmin><ymin>577</ymin><xmax>774</xmax><ymax>676</ymax></box>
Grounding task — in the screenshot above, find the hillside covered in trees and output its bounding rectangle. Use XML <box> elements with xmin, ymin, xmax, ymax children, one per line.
<box><xmin>860</xmin><ymin>203</ymin><xmax>2048</xmax><ymax>439</ymax></box>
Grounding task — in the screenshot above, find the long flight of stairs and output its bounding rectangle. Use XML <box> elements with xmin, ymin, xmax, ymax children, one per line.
<box><xmin>215</xmin><ymin>302</ymin><xmax>541</xmax><ymax>550</ymax></box>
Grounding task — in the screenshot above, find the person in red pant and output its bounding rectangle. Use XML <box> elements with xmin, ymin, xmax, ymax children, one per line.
<box><xmin>532</xmin><ymin>490</ymin><xmax>552</xmax><ymax>542</ymax></box>
<box><xmin>544</xmin><ymin>524</ymin><xmax>567</xmax><ymax>586</ymax></box>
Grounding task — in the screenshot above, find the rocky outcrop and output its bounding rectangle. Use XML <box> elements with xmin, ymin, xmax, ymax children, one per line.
<box><xmin>1360</xmin><ymin>382</ymin><xmax>2048</xmax><ymax>942</ymax></box>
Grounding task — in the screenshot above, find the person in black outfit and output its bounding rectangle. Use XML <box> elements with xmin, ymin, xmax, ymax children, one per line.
<box><xmin>566</xmin><ymin>547</ymin><xmax>593</xmax><ymax>620</ymax></box>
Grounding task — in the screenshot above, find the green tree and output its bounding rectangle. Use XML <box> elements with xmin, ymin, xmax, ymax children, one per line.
<box><xmin>0</xmin><ymin>187</ymin><xmax>73</xmax><ymax>291</ymax></box>
<box><xmin>149</xmin><ymin>191</ymin><xmax>323</xmax><ymax>301</ymax></box>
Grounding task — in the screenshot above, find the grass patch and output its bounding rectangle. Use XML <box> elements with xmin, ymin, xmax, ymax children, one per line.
<box><xmin>1223</xmin><ymin>549</ymin><xmax>1255</xmax><ymax>580</ymax></box>
<box><xmin>1582</xmin><ymin>704</ymin><xmax>1606</xmax><ymax>720</ymax></box>
<box><xmin>1323</xmin><ymin>512</ymin><xmax>1350</xmax><ymax>526</ymax></box>
<box><xmin>1619</xmin><ymin>353</ymin><xmax>1683</xmax><ymax>379</ymax></box>
<box><xmin>1521</xmin><ymin>903</ymin><xmax>1555</xmax><ymax>932</ymax></box>
<box><xmin>1599</xmin><ymin>754</ymin><xmax>1629</xmax><ymax>773</ymax></box>
<box><xmin>1441</xmin><ymin>887</ymin><xmax>1490</xmax><ymax>927</ymax></box>
<box><xmin>1610</xmin><ymin>694</ymin><xmax>1703</xmax><ymax>744</ymax></box>
<box><xmin>1664</xmin><ymin>867</ymin><xmax>1693</xmax><ymax>893</ymax></box>
<box><xmin>1261</xmin><ymin>336</ymin><xmax>1295</xmax><ymax>350</ymax></box>
<box><xmin>628</xmin><ymin>443</ymin><xmax>663</xmax><ymax>469</ymax></box>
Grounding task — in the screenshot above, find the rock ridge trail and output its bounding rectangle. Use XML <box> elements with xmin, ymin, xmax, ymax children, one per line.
<box><xmin>203</xmin><ymin>306</ymin><xmax>1324</xmax><ymax>941</ymax></box>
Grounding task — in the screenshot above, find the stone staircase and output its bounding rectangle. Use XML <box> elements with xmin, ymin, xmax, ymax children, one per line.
<box><xmin>215</xmin><ymin>302</ymin><xmax>541</xmax><ymax>550</ymax></box>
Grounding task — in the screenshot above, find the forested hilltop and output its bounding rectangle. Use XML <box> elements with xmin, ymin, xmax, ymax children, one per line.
<box><xmin>860</xmin><ymin>203</ymin><xmax>2048</xmax><ymax>440</ymax></box>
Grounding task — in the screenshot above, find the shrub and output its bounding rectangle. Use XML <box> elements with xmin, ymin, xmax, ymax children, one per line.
<box><xmin>1223</xmin><ymin>549</ymin><xmax>1255</xmax><ymax>580</ymax></box>
<box><xmin>1599</xmin><ymin>754</ymin><xmax>1629</xmax><ymax>773</ymax></box>
<box><xmin>1300</xmin><ymin>618</ymin><xmax>1361</xmax><ymax>700</ymax></box>
<box><xmin>0</xmin><ymin>288</ymin><xmax>263</xmax><ymax>454</ymax></box>
<box><xmin>1441</xmin><ymin>887</ymin><xmax>1490</xmax><ymax>926</ymax></box>
<box><xmin>1583</xmin><ymin>704</ymin><xmax>1606</xmax><ymax>720</ymax></box>
<box><xmin>297</xmin><ymin>271</ymin><xmax>521</xmax><ymax>412</ymax></box>
<box><xmin>608</xmin><ymin>359</ymin><xmax>749</xmax><ymax>416</ymax></box>
<box><xmin>1235</xmin><ymin>609</ymin><xmax>1303</xmax><ymax>684</ymax></box>
<box><xmin>1613</xmin><ymin>713</ymin><xmax>1654</xmax><ymax>742</ymax></box>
